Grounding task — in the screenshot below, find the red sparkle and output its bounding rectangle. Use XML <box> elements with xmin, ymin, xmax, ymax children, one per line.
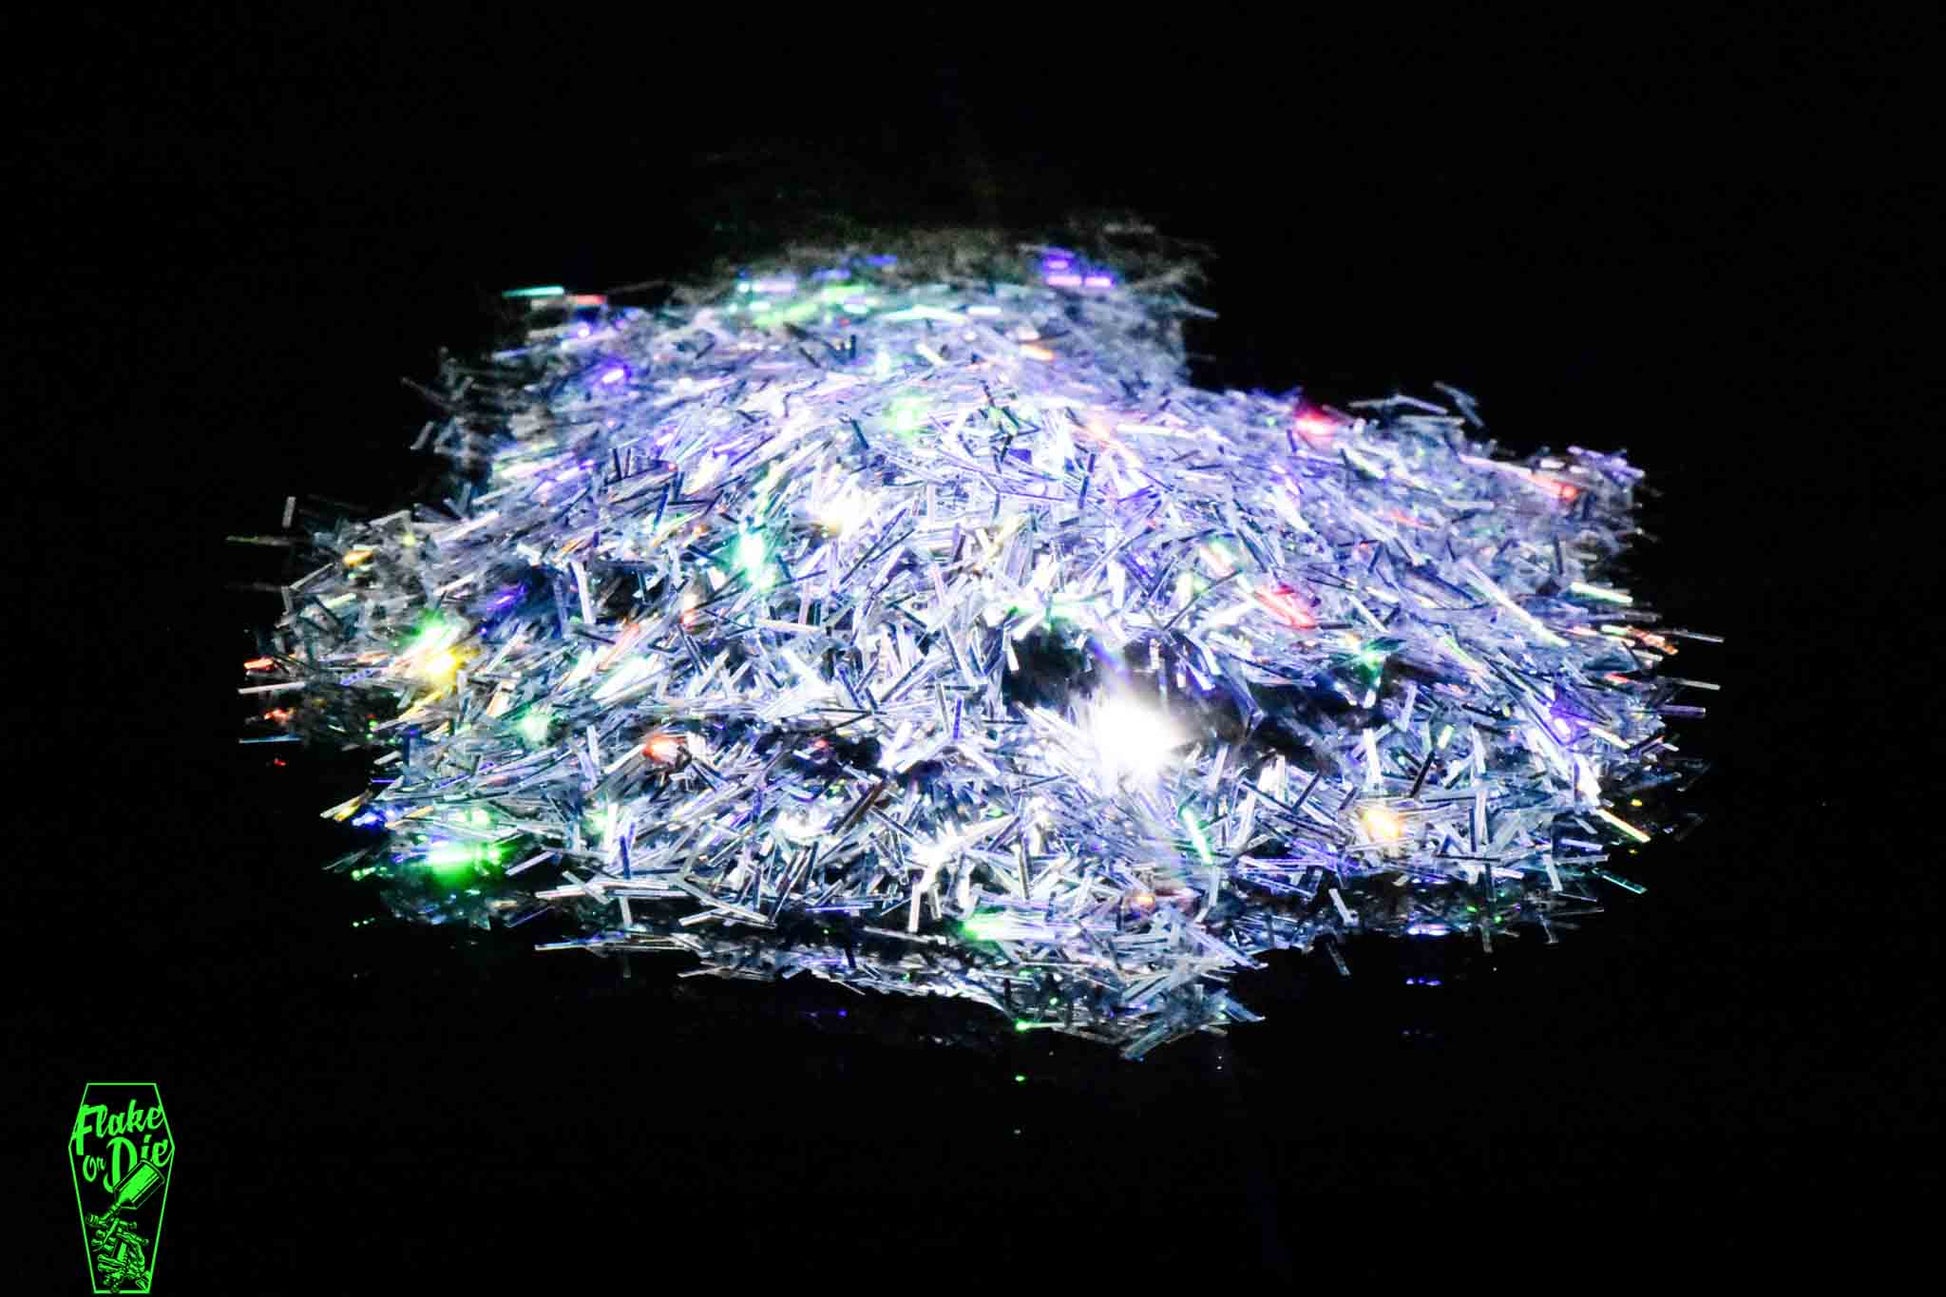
<box><xmin>1292</xmin><ymin>411</ymin><xmax>1339</xmax><ymax>448</ymax></box>
<box><xmin>1255</xmin><ymin>583</ymin><xmax>1318</xmax><ymax>629</ymax></box>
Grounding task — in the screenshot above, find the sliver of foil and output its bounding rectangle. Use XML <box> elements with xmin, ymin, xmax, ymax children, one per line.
<box><xmin>242</xmin><ymin>236</ymin><xmax>1711</xmax><ymax>1058</ymax></box>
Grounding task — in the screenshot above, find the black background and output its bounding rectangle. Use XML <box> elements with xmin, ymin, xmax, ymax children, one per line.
<box><xmin>8</xmin><ymin>7</ymin><xmax>1938</xmax><ymax>1287</ymax></box>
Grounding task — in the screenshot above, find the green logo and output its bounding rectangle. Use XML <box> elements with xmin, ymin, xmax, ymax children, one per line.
<box><xmin>68</xmin><ymin>1083</ymin><xmax>173</xmax><ymax>1293</ymax></box>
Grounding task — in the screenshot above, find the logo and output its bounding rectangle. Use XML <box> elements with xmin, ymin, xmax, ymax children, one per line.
<box><xmin>68</xmin><ymin>1083</ymin><xmax>174</xmax><ymax>1293</ymax></box>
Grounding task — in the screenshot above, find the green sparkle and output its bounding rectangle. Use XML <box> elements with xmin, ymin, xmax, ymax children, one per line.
<box><xmin>518</xmin><ymin>707</ymin><xmax>552</xmax><ymax>744</ymax></box>
<box><xmin>423</xmin><ymin>840</ymin><xmax>504</xmax><ymax>880</ymax></box>
<box><xmin>734</xmin><ymin>530</ymin><xmax>774</xmax><ymax>590</ymax></box>
<box><xmin>1180</xmin><ymin>807</ymin><xmax>1215</xmax><ymax>866</ymax></box>
<box><xmin>404</xmin><ymin>612</ymin><xmax>462</xmax><ymax>655</ymax></box>
<box><xmin>884</xmin><ymin>395</ymin><xmax>930</xmax><ymax>437</ymax></box>
<box><xmin>1596</xmin><ymin>869</ymin><xmax>1648</xmax><ymax>895</ymax></box>
<box><xmin>961</xmin><ymin>912</ymin><xmax>1007</xmax><ymax>942</ymax></box>
<box><xmin>754</xmin><ymin>298</ymin><xmax>820</xmax><ymax>329</ymax></box>
<box><xmin>1569</xmin><ymin>581</ymin><xmax>1633</xmax><ymax>606</ymax></box>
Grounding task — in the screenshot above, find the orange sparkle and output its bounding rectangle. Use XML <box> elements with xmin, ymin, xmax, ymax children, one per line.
<box><xmin>643</xmin><ymin>733</ymin><xmax>686</xmax><ymax>764</ymax></box>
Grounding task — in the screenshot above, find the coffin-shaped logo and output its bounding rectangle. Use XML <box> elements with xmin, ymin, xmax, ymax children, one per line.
<box><xmin>68</xmin><ymin>1082</ymin><xmax>173</xmax><ymax>1293</ymax></box>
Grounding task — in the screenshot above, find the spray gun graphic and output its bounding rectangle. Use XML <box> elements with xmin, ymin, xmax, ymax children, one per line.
<box><xmin>105</xmin><ymin>1159</ymin><xmax>164</xmax><ymax>1212</ymax></box>
<box><xmin>87</xmin><ymin>1161</ymin><xmax>163</xmax><ymax>1291</ymax></box>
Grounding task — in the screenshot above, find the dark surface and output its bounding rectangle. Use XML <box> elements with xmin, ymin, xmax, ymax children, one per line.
<box><xmin>8</xmin><ymin>9</ymin><xmax>1937</xmax><ymax>1287</ymax></box>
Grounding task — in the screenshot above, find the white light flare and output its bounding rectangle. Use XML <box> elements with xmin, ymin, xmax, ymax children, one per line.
<box><xmin>1089</xmin><ymin>691</ymin><xmax>1185</xmax><ymax>784</ymax></box>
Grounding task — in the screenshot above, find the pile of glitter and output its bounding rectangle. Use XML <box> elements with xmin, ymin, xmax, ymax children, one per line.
<box><xmin>245</xmin><ymin>237</ymin><xmax>1711</xmax><ymax>1058</ymax></box>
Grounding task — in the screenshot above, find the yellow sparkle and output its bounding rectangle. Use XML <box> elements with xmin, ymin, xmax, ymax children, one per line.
<box><xmin>1360</xmin><ymin>805</ymin><xmax>1405</xmax><ymax>843</ymax></box>
<box><xmin>416</xmin><ymin>648</ymin><xmax>461</xmax><ymax>687</ymax></box>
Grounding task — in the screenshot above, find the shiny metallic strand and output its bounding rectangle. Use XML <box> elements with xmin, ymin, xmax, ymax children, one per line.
<box><xmin>245</xmin><ymin>238</ymin><xmax>1706</xmax><ymax>1057</ymax></box>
